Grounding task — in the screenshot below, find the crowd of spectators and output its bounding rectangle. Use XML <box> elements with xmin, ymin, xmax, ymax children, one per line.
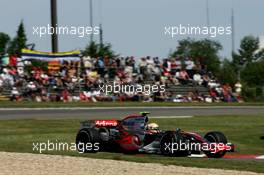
<box><xmin>0</xmin><ymin>55</ymin><xmax>242</xmax><ymax>103</ymax></box>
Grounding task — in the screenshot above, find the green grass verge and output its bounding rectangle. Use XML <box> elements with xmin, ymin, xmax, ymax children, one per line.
<box><xmin>0</xmin><ymin>115</ymin><xmax>263</xmax><ymax>173</ymax></box>
<box><xmin>0</xmin><ymin>101</ymin><xmax>264</xmax><ymax>108</ymax></box>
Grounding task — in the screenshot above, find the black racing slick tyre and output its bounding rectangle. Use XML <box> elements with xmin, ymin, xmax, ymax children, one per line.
<box><xmin>76</xmin><ymin>129</ymin><xmax>100</xmax><ymax>153</ymax></box>
<box><xmin>204</xmin><ymin>131</ymin><xmax>228</xmax><ymax>158</ymax></box>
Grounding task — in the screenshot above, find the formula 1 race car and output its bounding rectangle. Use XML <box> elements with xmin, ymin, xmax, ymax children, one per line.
<box><xmin>76</xmin><ymin>112</ymin><xmax>234</xmax><ymax>158</ymax></box>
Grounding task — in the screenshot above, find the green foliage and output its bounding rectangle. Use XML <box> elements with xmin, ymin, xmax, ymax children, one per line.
<box><xmin>82</xmin><ymin>41</ymin><xmax>117</xmax><ymax>58</ymax></box>
<box><xmin>27</xmin><ymin>59</ymin><xmax>48</xmax><ymax>72</ymax></box>
<box><xmin>241</xmin><ymin>85</ymin><xmax>264</xmax><ymax>102</ymax></box>
<box><xmin>231</xmin><ymin>36</ymin><xmax>264</xmax><ymax>101</ymax></box>
<box><xmin>233</xmin><ymin>35</ymin><xmax>264</xmax><ymax>67</ymax></box>
<box><xmin>7</xmin><ymin>21</ymin><xmax>27</xmax><ymax>57</ymax></box>
<box><xmin>241</xmin><ymin>86</ymin><xmax>257</xmax><ymax>102</ymax></box>
<box><xmin>0</xmin><ymin>33</ymin><xmax>10</xmax><ymax>57</ymax></box>
<box><xmin>171</xmin><ymin>38</ymin><xmax>222</xmax><ymax>74</ymax></box>
<box><xmin>218</xmin><ymin>59</ymin><xmax>237</xmax><ymax>86</ymax></box>
<box><xmin>241</xmin><ymin>60</ymin><xmax>264</xmax><ymax>87</ymax></box>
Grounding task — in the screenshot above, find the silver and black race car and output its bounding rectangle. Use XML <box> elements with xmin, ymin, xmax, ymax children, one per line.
<box><xmin>76</xmin><ymin>112</ymin><xmax>234</xmax><ymax>158</ymax></box>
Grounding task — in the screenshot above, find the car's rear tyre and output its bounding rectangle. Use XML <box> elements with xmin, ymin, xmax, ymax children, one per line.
<box><xmin>76</xmin><ymin>129</ymin><xmax>100</xmax><ymax>153</ymax></box>
<box><xmin>204</xmin><ymin>131</ymin><xmax>227</xmax><ymax>158</ymax></box>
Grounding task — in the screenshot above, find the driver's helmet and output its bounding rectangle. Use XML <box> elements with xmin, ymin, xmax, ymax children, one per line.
<box><xmin>146</xmin><ymin>123</ymin><xmax>159</xmax><ymax>133</ymax></box>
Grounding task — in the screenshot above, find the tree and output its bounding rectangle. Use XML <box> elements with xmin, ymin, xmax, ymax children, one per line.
<box><xmin>241</xmin><ymin>60</ymin><xmax>264</xmax><ymax>87</ymax></box>
<box><xmin>82</xmin><ymin>41</ymin><xmax>117</xmax><ymax>58</ymax></box>
<box><xmin>171</xmin><ymin>38</ymin><xmax>222</xmax><ymax>74</ymax></box>
<box><xmin>0</xmin><ymin>32</ymin><xmax>10</xmax><ymax>57</ymax></box>
<box><xmin>218</xmin><ymin>59</ymin><xmax>237</xmax><ymax>86</ymax></box>
<box><xmin>233</xmin><ymin>35</ymin><xmax>264</xmax><ymax>67</ymax></box>
<box><xmin>8</xmin><ymin>21</ymin><xmax>27</xmax><ymax>57</ymax></box>
<box><xmin>232</xmin><ymin>35</ymin><xmax>264</xmax><ymax>85</ymax></box>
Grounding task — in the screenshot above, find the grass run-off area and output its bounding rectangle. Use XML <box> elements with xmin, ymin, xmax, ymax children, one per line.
<box><xmin>0</xmin><ymin>115</ymin><xmax>263</xmax><ymax>173</ymax></box>
<box><xmin>0</xmin><ymin>101</ymin><xmax>264</xmax><ymax>108</ymax></box>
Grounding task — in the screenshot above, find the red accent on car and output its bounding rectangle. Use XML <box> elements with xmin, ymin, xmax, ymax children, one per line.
<box><xmin>116</xmin><ymin>135</ymin><xmax>141</xmax><ymax>151</ymax></box>
<box><xmin>183</xmin><ymin>132</ymin><xmax>206</xmax><ymax>142</ymax></box>
<box><xmin>95</xmin><ymin>120</ymin><xmax>118</xmax><ymax>127</ymax></box>
<box><xmin>133</xmin><ymin>135</ymin><xmax>141</xmax><ymax>146</ymax></box>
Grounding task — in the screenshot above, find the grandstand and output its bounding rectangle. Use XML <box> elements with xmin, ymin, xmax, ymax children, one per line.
<box><xmin>0</xmin><ymin>55</ymin><xmax>238</xmax><ymax>103</ymax></box>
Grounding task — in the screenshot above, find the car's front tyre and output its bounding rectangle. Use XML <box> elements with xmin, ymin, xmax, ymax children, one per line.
<box><xmin>204</xmin><ymin>131</ymin><xmax>228</xmax><ymax>158</ymax></box>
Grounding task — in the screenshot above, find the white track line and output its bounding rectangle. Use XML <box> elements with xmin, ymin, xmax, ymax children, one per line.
<box><xmin>256</xmin><ymin>155</ymin><xmax>264</xmax><ymax>159</ymax></box>
<box><xmin>188</xmin><ymin>154</ymin><xmax>206</xmax><ymax>158</ymax></box>
<box><xmin>189</xmin><ymin>154</ymin><xmax>264</xmax><ymax>159</ymax></box>
<box><xmin>0</xmin><ymin>106</ymin><xmax>263</xmax><ymax>110</ymax></box>
<box><xmin>150</xmin><ymin>116</ymin><xmax>193</xmax><ymax>119</ymax></box>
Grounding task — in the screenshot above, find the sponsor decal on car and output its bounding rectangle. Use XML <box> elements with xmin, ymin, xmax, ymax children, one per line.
<box><xmin>95</xmin><ymin>120</ymin><xmax>118</xmax><ymax>127</ymax></box>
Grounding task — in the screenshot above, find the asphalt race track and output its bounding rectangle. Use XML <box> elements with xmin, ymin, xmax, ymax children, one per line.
<box><xmin>0</xmin><ymin>106</ymin><xmax>264</xmax><ymax>120</ymax></box>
